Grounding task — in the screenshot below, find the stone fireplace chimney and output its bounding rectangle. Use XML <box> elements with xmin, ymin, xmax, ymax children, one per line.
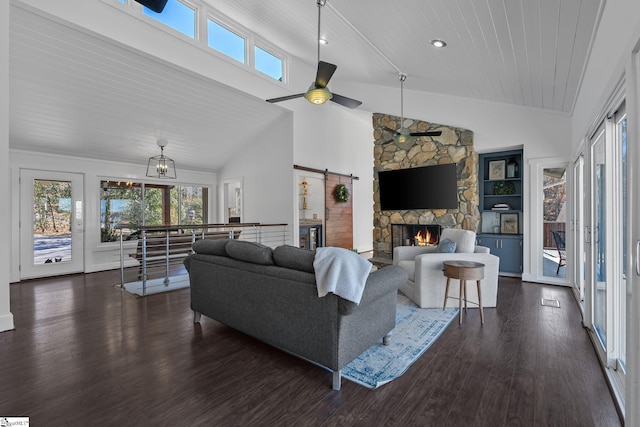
<box><xmin>372</xmin><ymin>113</ymin><xmax>479</xmax><ymax>259</ymax></box>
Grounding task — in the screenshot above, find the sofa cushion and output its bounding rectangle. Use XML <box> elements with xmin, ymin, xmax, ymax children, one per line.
<box><xmin>398</xmin><ymin>260</ymin><xmax>415</xmax><ymax>282</ymax></box>
<box><xmin>272</xmin><ymin>245</ymin><xmax>315</xmax><ymax>273</ymax></box>
<box><xmin>441</xmin><ymin>228</ymin><xmax>476</xmax><ymax>253</ymax></box>
<box><xmin>436</xmin><ymin>238</ymin><xmax>457</xmax><ymax>253</ymax></box>
<box><xmin>225</xmin><ymin>240</ymin><xmax>274</xmax><ymax>265</ymax></box>
<box><xmin>192</xmin><ymin>238</ymin><xmax>230</xmax><ymax>256</ymax></box>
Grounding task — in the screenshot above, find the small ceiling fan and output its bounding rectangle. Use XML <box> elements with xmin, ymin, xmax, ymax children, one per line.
<box><xmin>383</xmin><ymin>73</ymin><xmax>442</xmax><ymax>144</ymax></box>
<box><xmin>266</xmin><ymin>0</ymin><xmax>362</xmax><ymax>109</ymax></box>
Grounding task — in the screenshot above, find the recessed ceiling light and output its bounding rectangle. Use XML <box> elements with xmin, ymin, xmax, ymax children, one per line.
<box><xmin>430</xmin><ymin>39</ymin><xmax>447</xmax><ymax>48</ymax></box>
<box><xmin>318</xmin><ymin>38</ymin><xmax>328</xmax><ymax>45</ymax></box>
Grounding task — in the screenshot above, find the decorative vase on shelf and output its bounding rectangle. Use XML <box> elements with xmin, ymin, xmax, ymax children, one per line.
<box><xmin>507</xmin><ymin>158</ymin><xmax>519</xmax><ymax>178</ymax></box>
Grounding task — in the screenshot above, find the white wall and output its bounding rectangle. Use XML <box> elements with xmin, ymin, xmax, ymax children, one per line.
<box><xmin>218</xmin><ymin>109</ymin><xmax>295</xmax><ymax>241</ymax></box>
<box><xmin>290</xmin><ymin>100</ymin><xmax>374</xmax><ymax>252</ymax></box>
<box><xmin>14</xmin><ymin>0</ymin><xmax>310</xmax><ymax>112</ymax></box>
<box><xmin>1</xmin><ymin>0</ymin><xmax>14</xmax><ymax>332</ymax></box>
<box><xmin>9</xmin><ymin>150</ymin><xmax>217</xmax><ymax>279</ymax></box>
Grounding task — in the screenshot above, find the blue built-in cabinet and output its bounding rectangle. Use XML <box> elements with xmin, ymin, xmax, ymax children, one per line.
<box><xmin>476</xmin><ymin>234</ymin><xmax>523</xmax><ymax>274</ymax></box>
<box><xmin>478</xmin><ymin>149</ymin><xmax>523</xmax><ymax>275</ymax></box>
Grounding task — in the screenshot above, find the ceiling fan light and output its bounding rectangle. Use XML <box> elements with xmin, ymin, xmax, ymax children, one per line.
<box><xmin>394</xmin><ymin>132</ymin><xmax>408</xmax><ymax>143</ymax></box>
<box><xmin>304</xmin><ymin>87</ymin><xmax>332</xmax><ymax>104</ymax></box>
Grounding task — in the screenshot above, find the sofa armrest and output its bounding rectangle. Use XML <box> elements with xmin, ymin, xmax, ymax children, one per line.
<box><xmin>474</xmin><ymin>245</ymin><xmax>490</xmax><ymax>254</ymax></box>
<box><xmin>393</xmin><ymin>245</ymin><xmax>437</xmax><ymax>264</ymax></box>
<box><xmin>339</xmin><ymin>265</ymin><xmax>407</xmax><ymax>315</ymax></box>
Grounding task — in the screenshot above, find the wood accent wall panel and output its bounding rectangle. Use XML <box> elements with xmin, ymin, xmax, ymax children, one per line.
<box><xmin>324</xmin><ymin>173</ymin><xmax>353</xmax><ymax>249</ymax></box>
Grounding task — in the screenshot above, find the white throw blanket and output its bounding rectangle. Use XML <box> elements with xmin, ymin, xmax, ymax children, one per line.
<box><xmin>313</xmin><ymin>247</ymin><xmax>372</xmax><ymax>304</ymax></box>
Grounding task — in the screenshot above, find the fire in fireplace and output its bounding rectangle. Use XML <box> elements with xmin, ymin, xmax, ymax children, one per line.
<box><xmin>413</xmin><ymin>229</ymin><xmax>437</xmax><ymax>246</ymax></box>
<box><xmin>391</xmin><ymin>224</ymin><xmax>442</xmax><ymax>253</ymax></box>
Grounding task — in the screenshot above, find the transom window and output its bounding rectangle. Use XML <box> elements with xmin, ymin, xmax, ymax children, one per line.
<box><xmin>255</xmin><ymin>46</ymin><xmax>283</xmax><ymax>81</ymax></box>
<box><xmin>113</xmin><ymin>0</ymin><xmax>286</xmax><ymax>81</ymax></box>
<box><xmin>207</xmin><ymin>19</ymin><xmax>245</xmax><ymax>63</ymax></box>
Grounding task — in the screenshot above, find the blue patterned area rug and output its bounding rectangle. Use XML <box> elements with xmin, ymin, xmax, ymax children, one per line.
<box><xmin>341</xmin><ymin>294</ymin><xmax>459</xmax><ymax>389</ymax></box>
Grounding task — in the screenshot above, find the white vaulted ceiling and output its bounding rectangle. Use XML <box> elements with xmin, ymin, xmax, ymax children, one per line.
<box><xmin>9</xmin><ymin>0</ymin><xmax>603</xmax><ymax>172</ymax></box>
<box><xmin>210</xmin><ymin>0</ymin><xmax>603</xmax><ymax>112</ymax></box>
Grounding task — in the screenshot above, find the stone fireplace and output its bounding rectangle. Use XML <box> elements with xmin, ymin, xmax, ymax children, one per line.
<box><xmin>372</xmin><ymin>113</ymin><xmax>479</xmax><ymax>259</ymax></box>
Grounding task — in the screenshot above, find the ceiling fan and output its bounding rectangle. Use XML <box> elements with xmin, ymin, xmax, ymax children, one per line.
<box><xmin>383</xmin><ymin>73</ymin><xmax>442</xmax><ymax>144</ymax></box>
<box><xmin>266</xmin><ymin>0</ymin><xmax>362</xmax><ymax>109</ymax></box>
<box><xmin>134</xmin><ymin>0</ymin><xmax>168</xmax><ymax>13</ymax></box>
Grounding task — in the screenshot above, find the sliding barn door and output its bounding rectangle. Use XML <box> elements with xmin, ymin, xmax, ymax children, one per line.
<box><xmin>324</xmin><ymin>173</ymin><xmax>353</xmax><ymax>249</ymax></box>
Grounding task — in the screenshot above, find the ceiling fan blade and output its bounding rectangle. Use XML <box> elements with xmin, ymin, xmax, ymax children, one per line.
<box><xmin>134</xmin><ymin>0</ymin><xmax>168</xmax><ymax>13</ymax></box>
<box><xmin>315</xmin><ymin>61</ymin><xmax>337</xmax><ymax>88</ymax></box>
<box><xmin>383</xmin><ymin>126</ymin><xmax>401</xmax><ymax>136</ymax></box>
<box><xmin>410</xmin><ymin>131</ymin><xmax>443</xmax><ymax>137</ymax></box>
<box><xmin>266</xmin><ymin>93</ymin><xmax>305</xmax><ymax>103</ymax></box>
<box><xmin>330</xmin><ymin>93</ymin><xmax>362</xmax><ymax>109</ymax></box>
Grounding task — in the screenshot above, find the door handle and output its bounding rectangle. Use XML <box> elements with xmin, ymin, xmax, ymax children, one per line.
<box><xmin>636</xmin><ymin>240</ymin><xmax>640</xmax><ymax>276</ymax></box>
<box><xmin>585</xmin><ymin>226</ymin><xmax>591</xmax><ymax>244</ymax></box>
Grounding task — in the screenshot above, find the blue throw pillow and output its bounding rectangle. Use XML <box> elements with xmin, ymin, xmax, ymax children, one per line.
<box><xmin>436</xmin><ymin>238</ymin><xmax>457</xmax><ymax>253</ymax></box>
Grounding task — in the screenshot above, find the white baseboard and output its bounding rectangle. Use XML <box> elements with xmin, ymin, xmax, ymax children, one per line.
<box><xmin>0</xmin><ymin>312</ymin><xmax>15</xmax><ymax>332</ymax></box>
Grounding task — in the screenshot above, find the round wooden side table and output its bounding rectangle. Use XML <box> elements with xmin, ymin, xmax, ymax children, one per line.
<box><xmin>442</xmin><ymin>260</ymin><xmax>485</xmax><ymax>325</ymax></box>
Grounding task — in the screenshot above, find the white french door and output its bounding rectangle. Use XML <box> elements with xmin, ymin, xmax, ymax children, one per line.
<box><xmin>584</xmin><ymin>101</ymin><xmax>627</xmax><ymax>406</ymax></box>
<box><xmin>20</xmin><ymin>170</ymin><xmax>84</xmax><ymax>279</ymax></box>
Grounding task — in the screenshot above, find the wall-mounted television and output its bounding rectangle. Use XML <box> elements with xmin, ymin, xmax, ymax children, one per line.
<box><xmin>378</xmin><ymin>163</ymin><xmax>458</xmax><ymax>210</ymax></box>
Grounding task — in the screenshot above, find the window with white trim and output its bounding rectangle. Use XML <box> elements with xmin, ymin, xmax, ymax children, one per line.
<box><xmin>111</xmin><ymin>0</ymin><xmax>287</xmax><ymax>82</ymax></box>
<box><xmin>207</xmin><ymin>19</ymin><xmax>245</xmax><ymax>63</ymax></box>
<box><xmin>255</xmin><ymin>46</ymin><xmax>283</xmax><ymax>81</ymax></box>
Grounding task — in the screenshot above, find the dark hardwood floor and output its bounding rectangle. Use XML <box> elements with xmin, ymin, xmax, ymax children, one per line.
<box><xmin>0</xmin><ymin>271</ymin><xmax>621</xmax><ymax>426</ymax></box>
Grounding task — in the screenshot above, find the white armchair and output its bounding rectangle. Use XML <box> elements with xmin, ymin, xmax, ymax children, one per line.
<box><xmin>393</xmin><ymin>229</ymin><xmax>500</xmax><ymax>309</ymax></box>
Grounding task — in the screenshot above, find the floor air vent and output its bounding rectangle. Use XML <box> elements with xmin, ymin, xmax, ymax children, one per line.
<box><xmin>541</xmin><ymin>298</ymin><xmax>560</xmax><ymax>308</ymax></box>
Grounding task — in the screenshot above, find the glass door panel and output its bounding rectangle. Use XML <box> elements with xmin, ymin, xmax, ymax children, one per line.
<box><xmin>32</xmin><ymin>179</ymin><xmax>72</xmax><ymax>264</ymax></box>
<box><xmin>573</xmin><ymin>155</ymin><xmax>585</xmax><ymax>305</ymax></box>
<box><xmin>592</xmin><ymin>130</ymin><xmax>607</xmax><ymax>348</ymax></box>
<box><xmin>20</xmin><ymin>170</ymin><xmax>84</xmax><ymax>279</ymax></box>
<box><xmin>616</xmin><ymin>111</ymin><xmax>627</xmax><ymax>378</ymax></box>
<box><xmin>542</xmin><ymin>167</ymin><xmax>567</xmax><ymax>278</ymax></box>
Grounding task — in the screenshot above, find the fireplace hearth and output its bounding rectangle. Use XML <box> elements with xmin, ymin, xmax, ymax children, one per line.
<box><xmin>391</xmin><ymin>224</ymin><xmax>442</xmax><ymax>253</ymax></box>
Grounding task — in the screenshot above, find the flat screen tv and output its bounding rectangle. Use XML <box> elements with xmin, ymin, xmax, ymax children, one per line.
<box><xmin>378</xmin><ymin>163</ymin><xmax>458</xmax><ymax>210</ymax></box>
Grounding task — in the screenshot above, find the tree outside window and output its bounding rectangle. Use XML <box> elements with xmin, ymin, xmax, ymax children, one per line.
<box><xmin>100</xmin><ymin>181</ymin><xmax>207</xmax><ymax>242</ymax></box>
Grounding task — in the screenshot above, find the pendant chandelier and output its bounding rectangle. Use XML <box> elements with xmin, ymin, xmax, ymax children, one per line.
<box><xmin>146</xmin><ymin>138</ymin><xmax>176</xmax><ymax>179</ymax></box>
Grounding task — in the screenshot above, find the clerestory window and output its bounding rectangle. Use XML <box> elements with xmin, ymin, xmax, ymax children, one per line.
<box><xmin>207</xmin><ymin>19</ymin><xmax>245</xmax><ymax>64</ymax></box>
<box><xmin>255</xmin><ymin>46</ymin><xmax>283</xmax><ymax>81</ymax></box>
<box><xmin>112</xmin><ymin>0</ymin><xmax>287</xmax><ymax>82</ymax></box>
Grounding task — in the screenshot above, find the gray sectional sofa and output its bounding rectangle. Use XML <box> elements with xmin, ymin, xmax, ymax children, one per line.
<box><xmin>183</xmin><ymin>239</ymin><xmax>408</xmax><ymax>390</ymax></box>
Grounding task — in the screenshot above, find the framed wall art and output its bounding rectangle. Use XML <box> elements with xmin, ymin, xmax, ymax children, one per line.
<box><xmin>500</xmin><ymin>213</ymin><xmax>519</xmax><ymax>234</ymax></box>
<box><xmin>488</xmin><ymin>160</ymin><xmax>506</xmax><ymax>180</ymax></box>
